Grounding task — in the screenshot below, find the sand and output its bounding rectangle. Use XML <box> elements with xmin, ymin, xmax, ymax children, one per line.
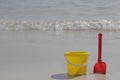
<box><xmin>0</xmin><ymin>31</ymin><xmax>120</xmax><ymax>80</ymax></box>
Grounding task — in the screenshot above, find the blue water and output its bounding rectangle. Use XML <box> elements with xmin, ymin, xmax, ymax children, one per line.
<box><xmin>0</xmin><ymin>0</ymin><xmax>120</xmax><ymax>31</ymax></box>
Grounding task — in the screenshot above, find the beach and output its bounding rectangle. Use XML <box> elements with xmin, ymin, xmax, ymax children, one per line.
<box><xmin>0</xmin><ymin>31</ymin><xmax>120</xmax><ymax>80</ymax></box>
<box><xmin>1</xmin><ymin>0</ymin><xmax>120</xmax><ymax>79</ymax></box>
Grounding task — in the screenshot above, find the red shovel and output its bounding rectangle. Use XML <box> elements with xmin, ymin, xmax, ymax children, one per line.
<box><xmin>93</xmin><ymin>33</ymin><xmax>106</xmax><ymax>74</ymax></box>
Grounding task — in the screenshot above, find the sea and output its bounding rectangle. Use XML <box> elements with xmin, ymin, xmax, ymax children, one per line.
<box><xmin>0</xmin><ymin>0</ymin><xmax>120</xmax><ymax>31</ymax></box>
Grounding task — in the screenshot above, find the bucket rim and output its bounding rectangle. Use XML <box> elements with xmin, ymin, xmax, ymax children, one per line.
<box><xmin>64</xmin><ymin>51</ymin><xmax>89</xmax><ymax>56</ymax></box>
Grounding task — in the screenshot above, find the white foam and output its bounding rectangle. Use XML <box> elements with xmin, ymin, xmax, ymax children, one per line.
<box><xmin>0</xmin><ymin>19</ymin><xmax>120</xmax><ymax>31</ymax></box>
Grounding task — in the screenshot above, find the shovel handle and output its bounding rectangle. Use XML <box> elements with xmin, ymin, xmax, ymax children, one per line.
<box><xmin>98</xmin><ymin>33</ymin><xmax>102</xmax><ymax>62</ymax></box>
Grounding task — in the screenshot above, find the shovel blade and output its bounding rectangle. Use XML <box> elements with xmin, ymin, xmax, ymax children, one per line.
<box><xmin>93</xmin><ymin>62</ymin><xmax>106</xmax><ymax>74</ymax></box>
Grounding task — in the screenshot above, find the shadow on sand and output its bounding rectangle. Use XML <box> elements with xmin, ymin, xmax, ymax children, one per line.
<box><xmin>51</xmin><ymin>73</ymin><xmax>90</xmax><ymax>80</ymax></box>
<box><xmin>51</xmin><ymin>73</ymin><xmax>68</xmax><ymax>79</ymax></box>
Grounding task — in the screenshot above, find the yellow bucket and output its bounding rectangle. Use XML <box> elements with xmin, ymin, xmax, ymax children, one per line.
<box><xmin>64</xmin><ymin>51</ymin><xmax>89</xmax><ymax>76</ymax></box>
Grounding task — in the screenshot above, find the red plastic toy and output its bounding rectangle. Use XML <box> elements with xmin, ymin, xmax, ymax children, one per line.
<box><xmin>93</xmin><ymin>33</ymin><xmax>106</xmax><ymax>74</ymax></box>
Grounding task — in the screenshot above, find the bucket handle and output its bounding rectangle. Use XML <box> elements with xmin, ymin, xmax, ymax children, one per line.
<box><xmin>65</xmin><ymin>58</ymin><xmax>87</xmax><ymax>67</ymax></box>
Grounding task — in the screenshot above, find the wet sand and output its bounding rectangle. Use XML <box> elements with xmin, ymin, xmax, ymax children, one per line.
<box><xmin>0</xmin><ymin>31</ymin><xmax>120</xmax><ymax>80</ymax></box>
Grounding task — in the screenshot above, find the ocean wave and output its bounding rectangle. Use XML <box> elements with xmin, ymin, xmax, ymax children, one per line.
<box><xmin>0</xmin><ymin>19</ymin><xmax>120</xmax><ymax>31</ymax></box>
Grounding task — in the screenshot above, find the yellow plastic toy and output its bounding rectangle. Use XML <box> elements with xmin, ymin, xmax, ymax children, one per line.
<box><xmin>64</xmin><ymin>51</ymin><xmax>89</xmax><ymax>76</ymax></box>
